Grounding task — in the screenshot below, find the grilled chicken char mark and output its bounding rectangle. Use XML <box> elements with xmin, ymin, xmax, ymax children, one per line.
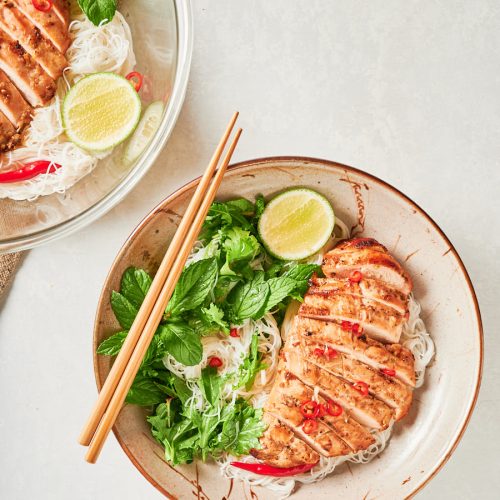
<box><xmin>0</xmin><ymin>109</ymin><xmax>16</xmax><ymax>151</ymax></box>
<box><xmin>323</xmin><ymin>246</ymin><xmax>412</xmax><ymax>295</ymax></box>
<box><xmin>285</xmin><ymin>351</ymin><xmax>394</xmax><ymax>430</ymax></box>
<box><xmin>0</xmin><ymin>4</ymin><xmax>67</xmax><ymax>79</ymax></box>
<box><xmin>0</xmin><ymin>27</ymin><xmax>56</xmax><ymax>106</ymax></box>
<box><xmin>265</xmin><ymin>369</ymin><xmax>351</xmax><ymax>458</ymax></box>
<box><xmin>0</xmin><ymin>69</ymin><xmax>32</xmax><ymax>129</ymax></box>
<box><xmin>294</xmin><ymin>317</ymin><xmax>416</xmax><ymax>387</ymax></box>
<box><xmin>50</xmin><ymin>0</ymin><xmax>70</xmax><ymax>27</ymax></box>
<box><xmin>10</xmin><ymin>0</ymin><xmax>70</xmax><ymax>53</ymax></box>
<box><xmin>299</xmin><ymin>291</ymin><xmax>405</xmax><ymax>344</ymax></box>
<box><xmin>308</xmin><ymin>275</ymin><xmax>409</xmax><ymax>315</ymax></box>
<box><xmin>294</xmin><ymin>335</ymin><xmax>413</xmax><ymax>420</ymax></box>
<box><xmin>250</xmin><ymin>413</ymin><xmax>320</xmax><ymax>467</ymax></box>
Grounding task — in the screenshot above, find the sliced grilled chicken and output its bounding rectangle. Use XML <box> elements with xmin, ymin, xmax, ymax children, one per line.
<box><xmin>0</xmin><ymin>4</ymin><xmax>67</xmax><ymax>79</ymax></box>
<box><xmin>295</xmin><ymin>337</ymin><xmax>413</xmax><ymax>420</ymax></box>
<box><xmin>251</xmin><ymin>413</ymin><xmax>320</xmax><ymax>467</ymax></box>
<box><xmin>11</xmin><ymin>0</ymin><xmax>70</xmax><ymax>53</ymax></box>
<box><xmin>0</xmin><ymin>27</ymin><xmax>56</xmax><ymax>106</ymax></box>
<box><xmin>334</xmin><ymin>237</ymin><xmax>389</xmax><ymax>254</ymax></box>
<box><xmin>309</xmin><ymin>276</ymin><xmax>408</xmax><ymax>315</ymax></box>
<box><xmin>293</xmin><ymin>317</ymin><xmax>416</xmax><ymax>387</ymax></box>
<box><xmin>0</xmin><ymin>109</ymin><xmax>16</xmax><ymax>151</ymax></box>
<box><xmin>300</xmin><ymin>290</ymin><xmax>405</xmax><ymax>344</ymax></box>
<box><xmin>0</xmin><ymin>69</ymin><xmax>32</xmax><ymax>128</ymax></box>
<box><xmin>323</xmin><ymin>247</ymin><xmax>412</xmax><ymax>294</ymax></box>
<box><xmin>285</xmin><ymin>351</ymin><xmax>394</xmax><ymax>430</ymax></box>
<box><xmin>50</xmin><ymin>0</ymin><xmax>70</xmax><ymax>27</ymax></box>
<box><xmin>265</xmin><ymin>370</ymin><xmax>351</xmax><ymax>457</ymax></box>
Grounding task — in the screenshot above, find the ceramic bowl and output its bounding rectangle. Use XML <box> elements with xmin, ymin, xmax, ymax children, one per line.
<box><xmin>93</xmin><ymin>157</ymin><xmax>482</xmax><ymax>499</ymax></box>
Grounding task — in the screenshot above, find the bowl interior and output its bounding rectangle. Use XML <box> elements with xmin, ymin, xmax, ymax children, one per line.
<box><xmin>94</xmin><ymin>158</ymin><xmax>482</xmax><ymax>499</ymax></box>
<box><xmin>0</xmin><ymin>0</ymin><xmax>187</xmax><ymax>252</ymax></box>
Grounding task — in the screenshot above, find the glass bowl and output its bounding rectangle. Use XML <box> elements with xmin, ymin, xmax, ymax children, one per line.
<box><xmin>0</xmin><ymin>0</ymin><xmax>193</xmax><ymax>253</ymax></box>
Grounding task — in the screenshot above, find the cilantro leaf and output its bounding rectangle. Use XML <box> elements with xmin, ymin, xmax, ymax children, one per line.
<box><xmin>166</xmin><ymin>258</ymin><xmax>218</xmax><ymax>317</ymax></box>
<box><xmin>77</xmin><ymin>0</ymin><xmax>117</xmax><ymax>26</ymax></box>
<box><xmin>199</xmin><ymin>303</ymin><xmax>229</xmax><ymax>334</ymax></box>
<box><xmin>160</xmin><ymin>323</ymin><xmax>202</xmax><ymax>366</ymax></box>
<box><xmin>110</xmin><ymin>291</ymin><xmax>138</xmax><ymax>329</ymax></box>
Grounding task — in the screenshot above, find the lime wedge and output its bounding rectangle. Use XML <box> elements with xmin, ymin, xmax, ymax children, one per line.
<box><xmin>258</xmin><ymin>188</ymin><xmax>335</xmax><ymax>260</ymax></box>
<box><xmin>62</xmin><ymin>73</ymin><xmax>142</xmax><ymax>151</ymax></box>
<box><xmin>122</xmin><ymin>101</ymin><xmax>164</xmax><ymax>166</ymax></box>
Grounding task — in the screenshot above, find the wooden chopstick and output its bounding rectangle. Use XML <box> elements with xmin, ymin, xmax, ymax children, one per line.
<box><xmin>83</xmin><ymin>127</ymin><xmax>242</xmax><ymax>463</ymax></box>
<box><xmin>78</xmin><ymin>112</ymin><xmax>240</xmax><ymax>448</ymax></box>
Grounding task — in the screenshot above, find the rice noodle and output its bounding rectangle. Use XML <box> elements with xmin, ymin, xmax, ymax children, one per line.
<box><xmin>0</xmin><ymin>10</ymin><xmax>136</xmax><ymax>200</ymax></box>
<box><xmin>213</xmin><ymin>217</ymin><xmax>435</xmax><ymax>498</ymax></box>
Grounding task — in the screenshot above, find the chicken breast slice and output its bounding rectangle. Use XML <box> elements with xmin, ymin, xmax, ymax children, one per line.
<box><xmin>0</xmin><ymin>69</ymin><xmax>32</xmax><ymax>128</ymax></box>
<box><xmin>0</xmin><ymin>108</ymin><xmax>16</xmax><ymax>151</ymax></box>
<box><xmin>334</xmin><ymin>237</ymin><xmax>389</xmax><ymax>254</ymax></box>
<box><xmin>285</xmin><ymin>351</ymin><xmax>394</xmax><ymax>430</ymax></box>
<box><xmin>0</xmin><ymin>28</ymin><xmax>56</xmax><ymax>106</ymax></box>
<box><xmin>265</xmin><ymin>369</ymin><xmax>350</xmax><ymax>457</ymax></box>
<box><xmin>309</xmin><ymin>275</ymin><xmax>408</xmax><ymax>315</ymax></box>
<box><xmin>50</xmin><ymin>0</ymin><xmax>70</xmax><ymax>27</ymax></box>
<box><xmin>295</xmin><ymin>336</ymin><xmax>413</xmax><ymax>420</ymax></box>
<box><xmin>293</xmin><ymin>317</ymin><xmax>416</xmax><ymax>387</ymax></box>
<box><xmin>250</xmin><ymin>413</ymin><xmax>320</xmax><ymax>467</ymax></box>
<box><xmin>299</xmin><ymin>290</ymin><xmax>405</xmax><ymax>344</ymax></box>
<box><xmin>323</xmin><ymin>247</ymin><xmax>412</xmax><ymax>294</ymax></box>
<box><xmin>12</xmin><ymin>0</ymin><xmax>70</xmax><ymax>53</ymax></box>
<box><xmin>0</xmin><ymin>4</ymin><xmax>67</xmax><ymax>79</ymax></box>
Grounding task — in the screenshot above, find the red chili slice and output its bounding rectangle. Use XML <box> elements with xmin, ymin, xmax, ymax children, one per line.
<box><xmin>341</xmin><ymin>320</ymin><xmax>353</xmax><ymax>331</ymax></box>
<box><xmin>353</xmin><ymin>380</ymin><xmax>369</xmax><ymax>396</ymax></box>
<box><xmin>302</xmin><ymin>419</ymin><xmax>318</xmax><ymax>434</ymax></box>
<box><xmin>229</xmin><ymin>328</ymin><xmax>239</xmax><ymax>338</ymax></box>
<box><xmin>0</xmin><ymin>160</ymin><xmax>62</xmax><ymax>183</ymax></box>
<box><xmin>325</xmin><ymin>347</ymin><xmax>338</xmax><ymax>359</ymax></box>
<box><xmin>381</xmin><ymin>368</ymin><xmax>396</xmax><ymax>377</ymax></box>
<box><xmin>317</xmin><ymin>403</ymin><xmax>328</xmax><ymax>417</ymax></box>
<box><xmin>32</xmin><ymin>0</ymin><xmax>53</xmax><ymax>11</ymax></box>
<box><xmin>300</xmin><ymin>400</ymin><xmax>319</xmax><ymax>418</ymax></box>
<box><xmin>126</xmin><ymin>71</ymin><xmax>144</xmax><ymax>92</ymax></box>
<box><xmin>230</xmin><ymin>461</ymin><xmax>318</xmax><ymax>477</ymax></box>
<box><xmin>208</xmin><ymin>356</ymin><xmax>223</xmax><ymax>368</ymax></box>
<box><xmin>313</xmin><ymin>347</ymin><xmax>325</xmax><ymax>357</ymax></box>
<box><xmin>326</xmin><ymin>400</ymin><xmax>343</xmax><ymax>417</ymax></box>
<box><xmin>351</xmin><ymin>323</ymin><xmax>364</xmax><ymax>336</ymax></box>
<box><xmin>349</xmin><ymin>270</ymin><xmax>363</xmax><ymax>283</ymax></box>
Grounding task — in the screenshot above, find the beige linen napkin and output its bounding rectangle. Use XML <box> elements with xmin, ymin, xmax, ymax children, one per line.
<box><xmin>0</xmin><ymin>252</ymin><xmax>22</xmax><ymax>299</ymax></box>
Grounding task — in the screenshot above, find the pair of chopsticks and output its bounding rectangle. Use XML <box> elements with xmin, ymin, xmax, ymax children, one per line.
<box><xmin>79</xmin><ymin>112</ymin><xmax>242</xmax><ymax>463</ymax></box>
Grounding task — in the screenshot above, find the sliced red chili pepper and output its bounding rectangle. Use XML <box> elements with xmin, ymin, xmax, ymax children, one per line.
<box><xmin>381</xmin><ymin>368</ymin><xmax>396</xmax><ymax>377</ymax></box>
<box><xmin>32</xmin><ymin>0</ymin><xmax>53</xmax><ymax>11</ymax></box>
<box><xmin>351</xmin><ymin>323</ymin><xmax>363</xmax><ymax>336</ymax></box>
<box><xmin>349</xmin><ymin>270</ymin><xmax>363</xmax><ymax>283</ymax></box>
<box><xmin>313</xmin><ymin>347</ymin><xmax>325</xmax><ymax>357</ymax></box>
<box><xmin>341</xmin><ymin>320</ymin><xmax>353</xmax><ymax>331</ymax></box>
<box><xmin>326</xmin><ymin>346</ymin><xmax>338</xmax><ymax>359</ymax></box>
<box><xmin>353</xmin><ymin>380</ymin><xmax>369</xmax><ymax>396</ymax></box>
<box><xmin>326</xmin><ymin>400</ymin><xmax>343</xmax><ymax>417</ymax></box>
<box><xmin>0</xmin><ymin>160</ymin><xmax>62</xmax><ymax>183</ymax></box>
<box><xmin>302</xmin><ymin>418</ymin><xmax>318</xmax><ymax>434</ymax></box>
<box><xmin>229</xmin><ymin>328</ymin><xmax>239</xmax><ymax>338</ymax></box>
<box><xmin>208</xmin><ymin>356</ymin><xmax>223</xmax><ymax>368</ymax></box>
<box><xmin>126</xmin><ymin>71</ymin><xmax>144</xmax><ymax>92</ymax></box>
<box><xmin>300</xmin><ymin>400</ymin><xmax>319</xmax><ymax>418</ymax></box>
<box><xmin>317</xmin><ymin>403</ymin><xmax>328</xmax><ymax>417</ymax></box>
<box><xmin>230</xmin><ymin>461</ymin><xmax>318</xmax><ymax>477</ymax></box>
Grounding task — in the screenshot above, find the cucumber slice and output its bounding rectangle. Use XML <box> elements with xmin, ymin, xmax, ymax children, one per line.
<box><xmin>258</xmin><ymin>188</ymin><xmax>335</xmax><ymax>260</ymax></box>
<box><xmin>122</xmin><ymin>101</ymin><xmax>164</xmax><ymax>166</ymax></box>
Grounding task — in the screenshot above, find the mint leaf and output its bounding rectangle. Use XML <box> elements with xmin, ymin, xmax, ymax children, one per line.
<box><xmin>160</xmin><ymin>323</ymin><xmax>202</xmax><ymax>366</ymax></box>
<box><xmin>126</xmin><ymin>373</ymin><xmax>166</xmax><ymax>406</ymax></box>
<box><xmin>166</xmin><ymin>258</ymin><xmax>218</xmax><ymax>317</ymax></box>
<box><xmin>199</xmin><ymin>367</ymin><xmax>223</xmax><ymax>407</ymax></box>
<box><xmin>77</xmin><ymin>0</ymin><xmax>117</xmax><ymax>26</ymax></box>
<box><xmin>97</xmin><ymin>331</ymin><xmax>127</xmax><ymax>356</ymax></box>
<box><xmin>120</xmin><ymin>267</ymin><xmax>152</xmax><ymax>309</ymax></box>
<box><xmin>227</xmin><ymin>280</ymin><xmax>269</xmax><ymax>323</ymax></box>
<box><xmin>265</xmin><ymin>276</ymin><xmax>298</xmax><ymax>310</ymax></box>
<box><xmin>111</xmin><ymin>291</ymin><xmax>138</xmax><ymax>329</ymax></box>
<box><xmin>235</xmin><ymin>333</ymin><xmax>266</xmax><ymax>390</ymax></box>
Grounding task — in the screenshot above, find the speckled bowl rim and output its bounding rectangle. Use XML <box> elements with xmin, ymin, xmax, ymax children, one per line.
<box><xmin>92</xmin><ymin>156</ymin><xmax>483</xmax><ymax>499</ymax></box>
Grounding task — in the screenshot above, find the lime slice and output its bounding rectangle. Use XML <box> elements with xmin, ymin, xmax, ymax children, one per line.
<box><xmin>258</xmin><ymin>188</ymin><xmax>335</xmax><ymax>260</ymax></box>
<box><xmin>62</xmin><ymin>73</ymin><xmax>142</xmax><ymax>151</ymax></box>
<box><xmin>122</xmin><ymin>101</ymin><xmax>164</xmax><ymax>166</ymax></box>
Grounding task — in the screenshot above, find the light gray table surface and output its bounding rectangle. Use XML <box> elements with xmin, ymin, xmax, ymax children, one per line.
<box><xmin>1</xmin><ymin>1</ymin><xmax>498</xmax><ymax>498</ymax></box>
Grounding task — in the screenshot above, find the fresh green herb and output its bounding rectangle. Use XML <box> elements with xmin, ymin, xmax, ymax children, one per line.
<box><xmin>235</xmin><ymin>332</ymin><xmax>266</xmax><ymax>390</ymax></box>
<box><xmin>120</xmin><ymin>267</ymin><xmax>152</xmax><ymax>309</ymax></box>
<box><xmin>77</xmin><ymin>0</ymin><xmax>117</xmax><ymax>26</ymax></box>
<box><xmin>96</xmin><ymin>330</ymin><xmax>127</xmax><ymax>356</ymax></box>
<box><xmin>159</xmin><ymin>323</ymin><xmax>202</xmax><ymax>366</ymax></box>
<box><xmin>110</xmin><ymin>291</ymin><xmax>137</xmax><ymax>329</ymax></box>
